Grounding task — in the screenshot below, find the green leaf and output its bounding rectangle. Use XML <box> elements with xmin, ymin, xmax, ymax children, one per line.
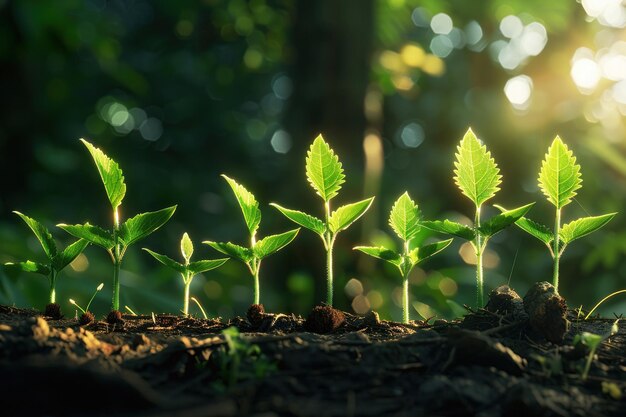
<box><xmin>80</xmin><ymin>139</ymin><xmax>126</xmax><ymax>210</ymax></box>
<box><xmin>119</xmin><ymin>206</ymin><xmax>177</xmax><ymax>247</ymax></box>
<box><xmin>270</xmin><ymin>203</ymin><xmax>325</xmax><ymax>236</ymax></box>
<box><xmin>203</xmin><ymin>241</ymin><xmax>254</xmax><ymax>263</ymax></box>
<box><xmin>180</xmin><ymin>232</ymin><xmax>194</xmax><ymax>263</ymax></box>
<box><xmin>560</xmin><ymin>213</ymin><xmax>616</xmax><ymax>245</ymax></box>
<box><xmin>253</xmin><ymin>229</ymin><xmax>300</xmax><ymax>259</ymax></box>
<box><xmin>57</xmin><ymin>223</ymin><xmax>115</xmax><ymax>250</ymax></box>
<box><xmin>453</xmin><ymin>128</ymin><xmax>502</xmax><ymax>207</ymax></box>
<box><xmin>353</xmin><ymin>246</ymin><xmax>402</xmax><ymax>266</ymax></box>
<box><xmin>222</xmin><ymin>175</ymin><xmax>261</xmax><ymax>237</ymax></box>
<box><xmin>494</xmin><ymin>204</ymin><xmax>553</xmax><ymax>245</ymax></box>
<box><xmin>4</xmin><ymin>261</ymin><xmax>50</xmax><ymax>276</ymax></box>
<box><xmin>538</xmin><ymin>136</ymin><xmax>582</xmax><ymax>209</ymax></box>
<box><xmin>479</xmin><ymin>203</ymin><xmax>535</xmax><ymax>238</ymax></box>
<box><xmin>13</xmin><ymin>211</ymin><xmax>57</xmax><ymax>259</ymax></box>
<box><xmin>188</xmin><ymin>258</ymin><xmax>229</xmax><ymax>275</ymax></box>
<box><xmin>329</xmin><ymin>197</ymin><xmax>374</xmax><ymax>233</ymax></box>
<box><xmin>410</xmin><ymin>239</ymin><xmax>453</xmax><ymax>265</ymax></box>
<box><xmin>305</xmin><ymin>134</ymin><xmax>345</xmax><ymax>202</ymax></box>
<box><xmin>388</xmin><ymin>192</ymin><xmax>422</xmax><ymax>242</ymax></box>
<box><xmin>142</xmin><ymin>248</ymin><xmax>186</xmax><ymax>273</ymax></box>
<box><xmin>53</xmin><ymin>239</ymin><xmax>89</xmax><ymax>271</ymax></box>
<box><xmin>422</xmin><ymin>220</ymin><xmax>475</xmax><ymax>241</ymax></box>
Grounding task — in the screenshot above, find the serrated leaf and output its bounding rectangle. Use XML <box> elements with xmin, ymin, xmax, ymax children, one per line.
<box><xmin>80</xmin><ymin>139</ymin><xmax>126</xmax><ymax>210</ymax></box>
<box><xmin>181</xmin><ymin>232</ymin><xmax>193</xmax><ymax>263</ymax></box>
<box><xmin>222</xmin><ymin>175</ymin><xmax>261</xmax><ymax>237</ymax></box>
<box><xmin>4</xmin><ymin>261</ymin><xmax>50</xmax><ymax>276</ymax></box>
<box><xmin>270</xmin><ymin>203</ymin><xmax>326</xmax><ymax>235</ymax></box>
<box><xmin>188</xmin><ymin>258</ymin><xmax>229</xmax><ymax>275</ymax></box>
<box><xmin>453</xmin><ymin>128</ymin><xmax>502</xmax><ymax>207</ymax></box>
<box><xmin>53</xmin><ymin>239</ymin><xmax>89</xmax><ymax>271</ymax></box>
<box><xmin>353</xmin><ymin>246</ymin><xmax>402</xmax><ymax>266</ymax></box>
<box><xmin>142</xmin><ymin>248</ymin><xmax>186</xmax><ymax>273</ymax></box>
<box><xmin>410</xmin><ymin>238</ymin><xmax>453</xmax><ymax>265</ymax></box>
<box><xmin>389</xmin><ymin>192</ymin><xmax>422</xmax><ymax>242</ymax></box>
<box><xmin>305</xmin><ymin>134</ymin><xmax>345</xmax><ymax>201</ymax></box>
<box><xmin>253</xmin><ymin>229</ymin><xmax>300</xmax><ymax>259</ymax></box>
<box><xmin>119</xmin><ymin>206</ymin><xmax>176</xmax><ymax>247</ymax></box>
<box><xmin>560</xmin><ymin>213</ymin><xmax>616</xmax><ymax>245</ymax></box>
<box><xmin>494</xmin><ymin>204</ymin><xmax>553</xmax><ymax>245</ymax></box>
<box><xmin>14</xmin><ymin>211</ymin><xmax>57</xmax><ymax>259</ymax></box>
<box><xmin>479</xmin><ymin>203</ymin><xmax>535</xmax><ymax>238</ymax></box>
<box><xmin>57</xmin><ymin>223</ymin><xmax>115</xmax><ymax>250</ymax></box>
<box><xmin>422</xmin><ymin>220</ymin><xmax>476</xmax><ymax>241</ymax></box>
<box><xmin>329</xmin><ymin>197</ymin><xmax>374</xmax><ymax>233</ymax></box>
<box><xmin>203</xmin><ymin>241</ymin><xmax>254</xmax><ymax>263</ymax></box>
<box><xmin>538</xmin><ymin>136</ymin><xmax>582</xmax><ymax>209</ymax></box>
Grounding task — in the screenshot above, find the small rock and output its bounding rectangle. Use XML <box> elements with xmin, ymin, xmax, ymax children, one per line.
<box><xmin>304</xmin><ymin>305</ymin><xmax>345</xmax><ymax>334</ymax></box>
<box><xmin>247</xmin><ymin>304</ymin><xmax>266</xmax><ymax>327</ymax></box>
<box><xmin>523</xmin><ymin>282</ymin><xmax>569</xmax><ymax>344</ymax></box>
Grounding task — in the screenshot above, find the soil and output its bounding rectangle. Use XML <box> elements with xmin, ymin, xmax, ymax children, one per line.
<box><xmin>0</xmin><ymin>285</ymin><xmax>624</xmax><ymax>417</ymax></box>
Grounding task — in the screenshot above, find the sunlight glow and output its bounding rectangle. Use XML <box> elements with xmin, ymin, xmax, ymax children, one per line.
<box><xmin>430</xmin><ymin>13</ymin><xmax>453</xmax><ymax>35</ymax></box>
<box><xmin>571</xmin><ymin>57</ymin><xmax>602</xmax><ymax>91</ymax></box>
<box><xmin>504</xmin><ymin>75</ymin><xmax>533</xmax><ymax>109</ymax></box>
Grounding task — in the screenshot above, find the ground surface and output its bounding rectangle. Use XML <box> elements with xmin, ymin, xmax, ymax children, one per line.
<box><xmin>0</xmin><ymin>299</ymin><xmax>624</xmax><ymax>417</ymax></box>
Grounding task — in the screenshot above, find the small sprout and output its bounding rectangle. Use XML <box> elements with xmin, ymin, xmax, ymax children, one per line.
<box><xmin>57</xmin><ymin>139</ymin><xmax>176</xmax><ymax>312</ymax></box>
<box><xmin>79</xmin><ymin>311</ymin><xmax>95</xmax><ymax>326</ymax></box>
<box><xmin>584</xmin><ymin>289</ymin><xmax>626</xmax><ymax>320</ymax></box>
<box><xmin>573</xmin><ymin>319</ymin><xmax>619</xmax><ymax>381</ymax></box>
<box><xmin>69</xmin><ymin>283</ymin><xmax>104</xmax><ymax>319</ymax></box>
<box><xmin>124</xmin><ymin>305</ymin><xmax>138</xmax><ymax>316</ymax></box>
<box><xmin>144</xmin><ymin>232</ymin><xmax>227</xmax><ymax>316</ymax></box>
<box><xmin>423</xmin><ymin>128</ymin><xmax>534</xmax><ymax>307</ymax></box>
<box><xmin>271</xmin><ymin>135</ymin><xmax>374</xmax><ymax>305</ymax></box>
<box><xmin>190</xmin><ymin>297</ymin><xmax>208</xmax><ymax>319</ymax></box>
<box><xmin>204</xmin><ymin>175</ymin><xmax>299</xmax><ymax>305</ymax></box>
<box><xmin>354</xmin><ymin>192</ymin><xmax>452</xmax><ymax>323</ymax></box>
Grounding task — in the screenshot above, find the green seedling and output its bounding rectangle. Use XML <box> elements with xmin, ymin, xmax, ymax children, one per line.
<box><xmin>423</xmin><ymin>128</ymin><xmax>534</xmax><ymax>307</ymax></box>
<box><xmin>58</xmin><ymin>139</ymin><xmax>176</xmax><ymax>312</ymax></box>
<box><xmin>354</xmin><ymin>192</ymin><xmax>452</xmax><ymax>323</ymax></box>
<box><xmin>271</xmin><ymin>134</ymin><xmax>374</xmax><ymax>305</ymax></box>
<box><xmin>204</xmin><ymin>175</ymin><xmax>299</xmax><ymax>305</ymax></box>
<box><xmin>69</xmin><ymin>282</ymin><xmax>104</xmax><ymax>314</ymax></box>
<box><xmin>4</xmin><ymin>212</ymin><xmax>89</xmax><ymax>306</ymax></box>
<box><xmin>191</xmin><ymin>296</ymin><xmax>208</xmax><ymax>319</ymax></box>
<box><xmin>502</xmin><ymin>136</ymin><xmax>616</xmax><ymax>293</ymax></box>
<box><xmin>573</xmin><ymin>320</ymin><xmax>619</xmax><ymax>381</ymax></box>
<box><xmin>144</xmin><ymin>232</ymin><xmax>228</xmax><ymax>316</ymax></box>
<box><xmin>584</xmin><ymin>289</ymin><xmax>626</xmax><ymax>320</ymax></box>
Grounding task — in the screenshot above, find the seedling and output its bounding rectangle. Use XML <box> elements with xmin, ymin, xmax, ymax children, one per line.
<box><xmin>502</xmin><ymin>136</ymin><xmax>615</xmax><ymax>293</ymax></box>
<box><xmin>354</xmin><ymin>192</ymin><xmax>452</xmax><ymax>323</ymax></box>
<box><xmin>584</xmin><ymin>289</ymin><xmax>626</xmax><ymax>320</ymax></box>
<box><xmin>191</xmin><ymin>296</ymin><xmax>208</xmax><ymax>319</ymax></box>
<box><xmin>271</xmin><ymin>134</ymin><xmax>374</xmax><ymax>305</ymax></box>
<box><xmin>204</xmin><ymin>175</ymin><xmax>299</xmax><ymax>305</ymax></box>
<box><xmin>58</xmin><ymin>139</ymin><xmax>176</xmax><ymax>313</ymax></box>
<box><xmin>144</xmin><ymin>232</ymin><xmax>228</xmax><ymax>316</ymax></box>
<box><xmin>69</xmin><ymin>282</ymin><xmax>104</xmax><ymax>315</ymax></box>
<box><xmin>4</xmin><ymin>212</ymin><xmax>89</xmax><ymax>309</ymax></box>
<box><xmin>423</xmin><ymin>128</ymin><xmax>534</xmax><ymax>307</ymax></box>
<box><xmin>573</xmin><ymin>320</ymin><xmax>619</xmax><ymax>381</ymax></box>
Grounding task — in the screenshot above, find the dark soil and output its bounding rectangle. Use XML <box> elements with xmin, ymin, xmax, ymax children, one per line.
<box><xmin>0</xmin><ymin>285</ymin><xmax>624</xmax><ymax>417</ymax></box>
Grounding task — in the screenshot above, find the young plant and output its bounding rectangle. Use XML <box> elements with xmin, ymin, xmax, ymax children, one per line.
<box><xmin>143</xmin><ymin>232</ymin><xmax>228</xmax><ymax>316</ymax></box>
<box><xmin>271</xmin><ymin>134</ymin><xmax>374</xmax><ymax>305</ymax></box>
<box><xmin>58</xmin><ymin>139</ymin><xmax>176</xmax><ymax>313</ymax></box>
<box><xmin>573</xmin><ymin>320</ymin><xmax>619</xmax><ymax>381</ymax></box>
<box><xmin>354</xmin><ymin>192</ymin><xmax>452</xmax><ymax>323</ymax></box>
<box><xmin>504</xmin><ymin>136</ymin><xmax>616</xmax><ymax>292</ymax></box>
<box><xmin>4</xmin><ymin>211</ymin><xmax>89</xmax><ymax>311</ymax></box>
<box><xmin>423</xmin><ymin>128</ymin><xmax>534</xmax><ymax>307</ymax></box>
<box><xmin>69</xmin><ymin>282</ymin><xmax>104</xmax><ymax>324</ymax></box>
<box><xmin>204</xmin><ymin>175</ymin><xmax>299</xmax><ymax>305</ymax></box>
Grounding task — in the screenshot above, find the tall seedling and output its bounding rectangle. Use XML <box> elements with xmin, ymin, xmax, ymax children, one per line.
<box><xmin>58</xmin><ymin>139</ymin><xmax>176</xmax><ymax>312</ymax></box>
<box><xmin>271</xmin><ymin>134</ymin><xmax>374</xmax><ymax>305</ymax></box>
<box><xmin>423</xmin><ymin>128</ymin><xmax>534</xmax><ymax>307</ymax></box>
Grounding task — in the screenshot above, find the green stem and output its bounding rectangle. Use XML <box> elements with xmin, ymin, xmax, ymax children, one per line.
<box><xmin>49</xmin><ymin>269</ymin><xmax>57</xmax><ymax>304</ymax></box>
<box><xmin>183</xmin><ymin>275</ymin><xmax>191</xmax><ymax>316</ymax></box>
<box><xmin>475</xmin><ymin>205</ymin><xmax>484</xmax><ymax>308</ymax></box>
<box><xmin>553</xmin><ymin>208</ymin><xmax>561</xmax><ymax>292</ymax></box>
<box><xmin>326</xmin><ymin>238</ymin><xmax>335</xmax><ymax>306</ymax></box>
<box><xmin>402</xmin><ymin>241</ymin><xmax>410</xmax><ymax>324</ymax></box>
<box><xmin>253</xmin><ymin>263</ymin><xmax>260</xmax><ymax>305</ymax></box>
<box><xmin>112</xmin><ymin>207</ymin><xmax>121</xmax><ymax>311</ymax></box>
<box><xmin>582</xmin><ymin>346</ymin><xmax>596</xmax><ymax>381</ymax></box>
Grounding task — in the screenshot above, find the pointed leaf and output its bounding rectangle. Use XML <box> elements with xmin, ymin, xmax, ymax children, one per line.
<box><xmin>560</xmin><ymin>213</ymin><xmax>616</xmax><ymax>245</ymax></box>
<box><xmin>188</xmin><ymin>258</ymin><xmax>229</xmax><ymax>275</ymax></box>
<box><xmin>270</xmin><ymin>203</ymin><xmax>325</xmax><ymax>236</ymax></box>
<box><xmin>119</xmin><ymin>206</ymin><xmax>176</xmax><ymax>247</ymax></box>
<box><xmin>4</xmin><ymin>261</ymin><xmax>50</xmax><ymax>276</ymax></box>
<box><xmin>305</xmin><ymin>134</ymin><xmax>345</xmax><ymax>201</ymax></box>
<box><xmin>538</xmin><ymin>136</ymin><xmax>582</xmax><ymax>209</ymax></box>
<box><xmin>389</xmin><ymin>192</ymin><xmax>422</xmax><ymax>241</ymax></box>
<box><xmin>454</xmin><ymin>128</ymin><xmax>502</xmax><ymax>207</ymax></box>
<box><xmin>222</xmin><ymin>175</ymin><xmax>261</xmax><ymax>237</ymax></box>
<box><xmin>80</xmin><ymin>139</ymin><xmax>126</xmax><ymax>210</ymax></box>
<box><xmin>329</xmin><ymin>197</ymin><xmax>374</xmax><ymax>233</ymax></box>
<box><xmin>53</xmin><ymin>239</ymin><xmax>89</xmax><ymax>271</ymax></box>
<box><xmin>13</xmin><ymin>211</ymin><xmax>57</xmax><ymax>259</ymax></box>
<box><xmin>253</xmin><ymin>229</ymin><xmax>300</xmax><ymax>259</ymax></box>
<box><xmin>410</xmin><ymin>238</ymin><xmax>453</xmax><ymax>265</ymax></box>
<box><xmin>494</xmin><ymin>204</ymin><xmax>553</xmax><ymax>245</ymax></box>
<box><xmin>422</xmin><ymin>220</ymin><xmax>475</xmax><ymax>240</ymax></box>
<box><xmin>142</xmin><ymin>248</ymin><xmax>186</xmax><ymax>273</ymax></box>
<box><xmin>353</xmin><ymin>246</ymin><xmax>402</xmax><ymax>266</ymax></box>
<box><xmin>479</xmin><ymin>203</ymin><xmax>535</xmax><ymax>238</ymax></box>
<box><xmin>181</xmin><ymin>232</ymin><xmax>194</xmax><ymax>263</ymax></box>
<box><xmin>57</xmin><ymin>223</ymin><xmax>115</xmax><ymax>250</ymax></box>
<box><xmin>203</xmin><ymin>241</ymin><xmax>254</xmax><ymax>263</ymax></box>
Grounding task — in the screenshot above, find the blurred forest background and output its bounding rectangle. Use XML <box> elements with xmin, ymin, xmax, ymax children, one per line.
<box><xmin>1</xmin><ymin>0</ymin><xmax>625</xmax><ymax>320</ymax></box>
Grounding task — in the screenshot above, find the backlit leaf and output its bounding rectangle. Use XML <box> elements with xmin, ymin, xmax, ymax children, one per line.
<box><xmin>538</xmin><ymin>136</ymin><xmax>582</xmax><ymax>209</ymax></box>
<box><xmin>181</xmin><ymin>232</ymin><xmax>194</xmax><ymax>263</ymax></box>
<box><xmin>329</xmin><ymin>198</ymin><xmax>374</xmax><ymax>233</ymax></box>
<box><xmin>479</xmin><ymin>203</ymin><xmax>534</xmax><ymax>238</ymax></box>
<box><xmin>222</xmin><ymin>175</ymin><xmax>261</xmax><ymax>237</ymax></box>
<box><xmin>142</xmin><ymin>248</ymin><xmax>186</xmax><ymax>273</ymax></box>
<box><xmin>203</xmin><ymin>241</ymin><xmax>254</xmax><ymax>263</ymax></box>
<box><xmin>80</xmin><ymin>139</ymin><xmax>126</xmax><ymax>210</ymax></box>
<box><xmin>410</xmin><ymin>239</ymin><xmax>453</xmax><ymax>265</ymax></box>
<box><xmin>270</xmin><ymin>204</ymin><xmax>325</xmax><ymax>236</ymax></box>
<box><xmin>119</xmin><ymin>206</ymin><xmax>177</xmax><ymax>247</ymax></box>
<box><xmin>422</xmin><ymin>220</ymin><xmax>475</xmax><ymax>241</ymax></box>
<box><xmin>4</xmin><ymin>261</ymin><xmax>50</xmax><ymax>276</ymax></box>
<box><xmin>253</xmin><ymin>229</ymin><xmax>300</xmax><ymax>259</ymax></box>
<box><xmin>53</xmin><ymin>239</ymin><xmax>89</xmax><ymax>271</ymax></box>
<box><xmin>57</xmin><ymin>223</ymin><xmax>115</xmax><ymax>250</ymax></box>
<box><xmin>14</xmin><ymin>211</ymin><xmax>57</xmax><ymax>259</ymax></box>
<box><xmin>353</xmin><ymin>246</ymin><xmax>402</xmax><ymax>266</ymax></box>
<box><xmin>188</xmin><ymin>258</ymin><xmax>229</xmax><ymax>275</ymax></box>
<box><xmin>560</xmin><ymin>213</ymin><xmax>616</xmax><ymax>245</ymax></box>
<box><xmin>305</xmin><ymin>134</ymin><xmax>345</xmax><ymax>201</ymax></box>
<box><xmin>389</xmin><ymin>192</ymin><xmax>422</xmax><ymax>242</ymax></box>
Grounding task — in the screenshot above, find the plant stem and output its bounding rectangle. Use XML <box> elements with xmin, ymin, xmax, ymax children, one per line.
<box><xmin>253</xmin><ymin>264</ymin><xmax>260</xmax><ymax>305</ymax></box>
<box><xmin>324</xmin><ymin>201</ymin><xmax>335</xmax><ymax>306</ymax></box>
<box><xmin>474</xmin><ymin>205</ymin><xmax>484</xmax><ymax>308</ymax></box>
<box><xmin>582</xmin><ymin>346</ymin><xmax>596</xmax><ymax>381</ymax></box>
<box><xmin>112</xmin><ymin>207</ymin><xmax>121</xmax><ymax>311</ymax></box>
<box><xmin>553</xmin><ymin>208</ymin><xmax>561</xmax><ymax>292</ymax></box>
<box><xmin>49</xmin><ymin>269</ymin><xmax>57</xmax><ymax>304</ymax></box>
<box><xmin>183</xmin><ymin>275</ymin><xmax>191</xmax><ymax>316</ymax></box>
<box><xmin>402</xmin><ymin>241</ymin><xmax>410</xmax><ymax>324</ymax></box>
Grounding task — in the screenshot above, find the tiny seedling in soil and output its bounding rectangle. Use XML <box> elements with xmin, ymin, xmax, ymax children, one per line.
<box><xmin>354</xmin><ymin>192</ymin><xmax>452</xmax><ymax>323</ymax></box>
<box><xmin>4</xmin><ymin>211</ymin><xmax>89</xmax><ymax>316</ymax></box>
<box><xmin>271</xmin><ymin>134</ymin><xmax>374</xmax><ymax>305</ymax></box>
<box><xmin>204</xmin><ymin>175</ymin><xmax>299</xmax><ymax>305</ymax></box>
<box><xmin>143</xmin><ymin>232</ymin><xmax>228</xmax><ymax>316</ymax></box>
<box><xmin>58</xmin><ymin>139</ymin><xmax>176</xmax><ymax>314</ymax></box>
<box><xmin>69</xmin><ymin>282</ymin><xmax>104</xmax><ymax>325</ymax></box>
<box><xmin>423</xmin><ymin>128</ymin><xmax>534</xmax><ymax>307</ymax></box>
<box><xmin>501</xmin><ymin>136</ymin><xmax>616</xmax><ymax>293</ymax></box>
<box><xmin>573</xmin><ymin>320</ymin><xmax>619</xmax><ymax>381</ymax></box>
